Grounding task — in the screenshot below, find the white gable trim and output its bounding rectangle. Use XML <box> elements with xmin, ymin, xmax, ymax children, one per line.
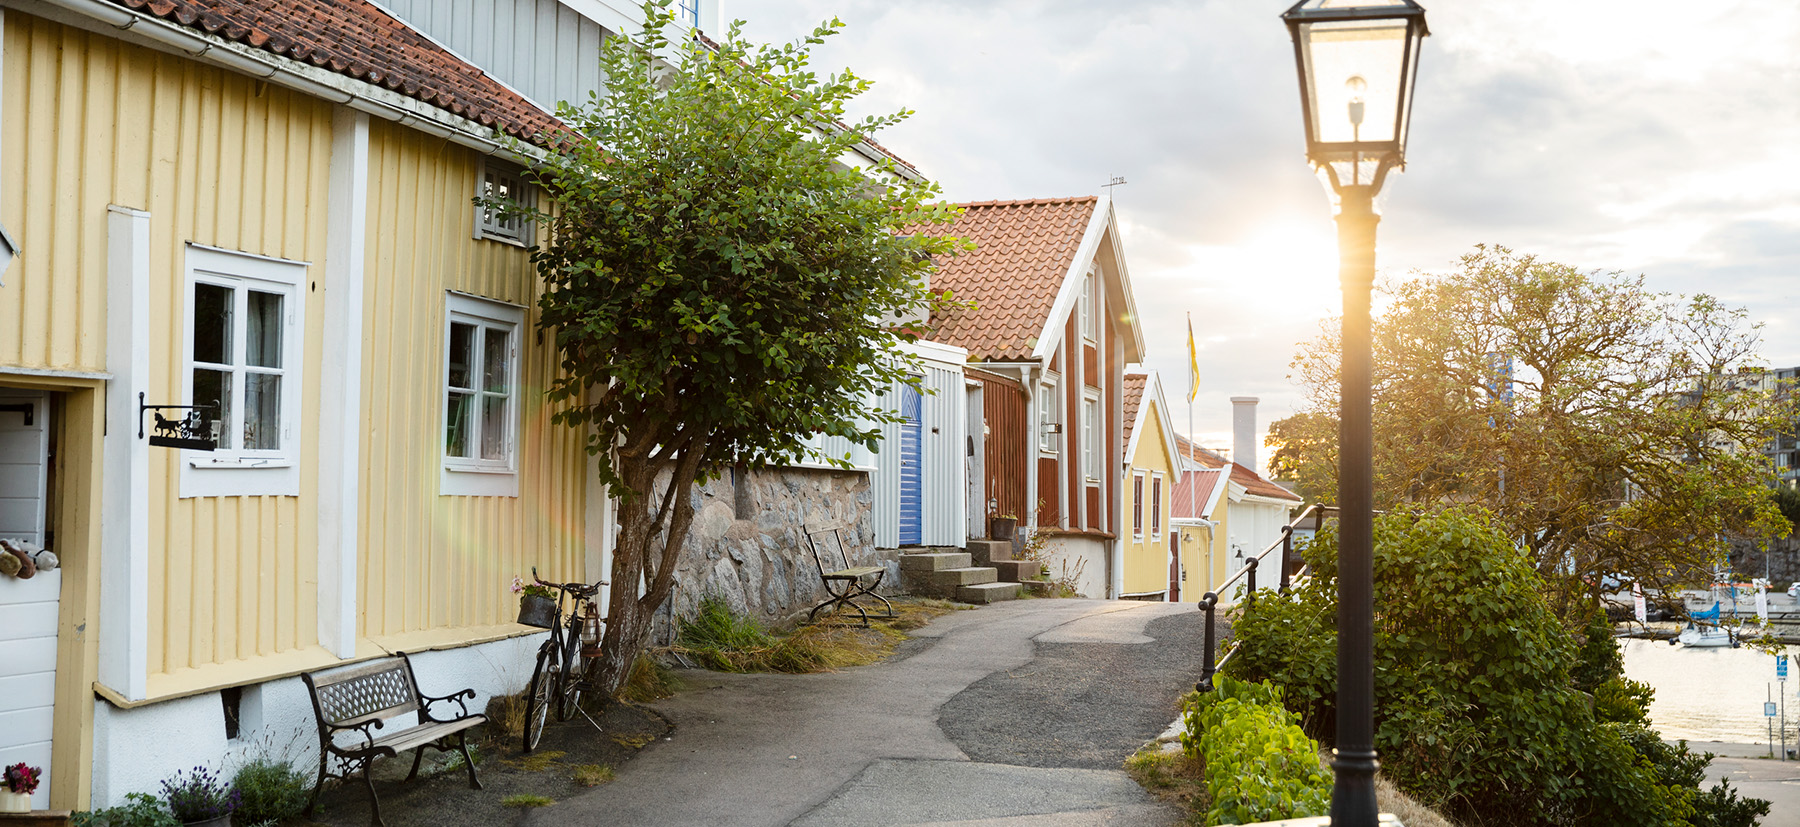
<box><xmin>1031</xmin><ymin>195</ymin><xmax>1112</xmax><ymax>363</ymax></box>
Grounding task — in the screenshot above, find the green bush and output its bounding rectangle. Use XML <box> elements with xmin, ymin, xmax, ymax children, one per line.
<box><xmin>230</xmin><ymin>757</ymin><xmax>311</xmax><ymax>826</ymax></box>
<box><xmin>1225</xmin><ymin>506</ymin><xmax>1770</xmax><ymax>827</ymax></box>
<box><xmin>71</xmin><ymin>793</ymin><xmax>181</xmax><ymax>827</ymax></box>
<box><xmin>1183</xmin><ymin>677</ymin><xmax>1331</xmax><ymax>826</ymax></box>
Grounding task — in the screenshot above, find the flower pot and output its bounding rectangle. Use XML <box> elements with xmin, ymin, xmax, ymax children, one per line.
<box><xmin>0</xmin><ymin>790</ymin><xmax>29</xmax><ymax>813</ymax></box>
<box><xmin>517</xmin><ymin>593</ymin><xmax>557</xmax><ymax>628</ymax></box>
<box><xmin>990</xmin><ymin>516</ymin><xmax>1017</xmax><ymax>541</ymax></box>
<box><xmin>181</xmin><ymin>815</ymin><xmax>230</xmax><ymax>827</ymax></box>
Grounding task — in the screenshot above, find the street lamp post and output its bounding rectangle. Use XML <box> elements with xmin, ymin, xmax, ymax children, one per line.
<box><xmin>1279</xmin><ymin>2</ymin><xmax>1428</xmax><ymax>825</ymax></box>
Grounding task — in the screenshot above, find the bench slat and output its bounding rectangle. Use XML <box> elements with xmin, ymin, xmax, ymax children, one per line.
<box><xmin>825</xmin><ymin>566</ymin><xmax>884</xmax><ymax>579</ymax></box>
<box><xmin>366</xmin><ymin>716</ymin><xmax>487</xmax><ymax>755</ymax></box>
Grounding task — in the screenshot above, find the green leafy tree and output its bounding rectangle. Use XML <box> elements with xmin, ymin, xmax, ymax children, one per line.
<box><xmin>1226</xmin><ymin>507</ymin><xmax>1769</xmax><ymax>827</ymax></box>
<box><xmin>525</xmin><ymin>5</ymin><xmax>965</xmax><ymax>695</ymax></box>
<box><xmin>1278</xmin><ymin>245</ymin><xmax>1792</xmax><ymax>620</ymax></box>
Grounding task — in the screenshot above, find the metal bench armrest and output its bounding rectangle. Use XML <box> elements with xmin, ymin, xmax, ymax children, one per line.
<box><xmin>418</xmin><ymin>688</ymin><xmax>476</xmax><ymax>724</ymax></box>
<box><xmin>323</xmin><ymin>717</ymin><xmax>388</xmax><ymax>756</ymax></box>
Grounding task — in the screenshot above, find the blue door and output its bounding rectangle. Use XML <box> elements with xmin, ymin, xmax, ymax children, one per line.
<box><xmin>898</xmin><ymin>384</ymin><xmax>924</xmax><ymax>545</ymax></box>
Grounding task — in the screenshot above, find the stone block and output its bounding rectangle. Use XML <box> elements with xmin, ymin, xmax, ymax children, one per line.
<box><xmin>930</xmin><ymin>566</ymin><xmax>997</xmax><ymax>588</ymax></box>
<box><xmin>991</xmin><ymin>560</ymin><xmax>1044</xmax><ymax>582</ymax></box>
<box><xmin>967</xmin><ymin>539</ymin><xmax>1013</xmax><ymax>565</ymax></box>
<box><xmin>957</xmin><ymin>581</ymin><xmax>1021</xmax><ymax>604</ymax></box>
<box><xmin>899</xmin><ymin>552</ymin><xmax>972</xmax><ymax>571</ymax></box>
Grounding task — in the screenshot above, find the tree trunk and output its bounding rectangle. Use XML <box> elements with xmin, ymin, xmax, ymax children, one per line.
<box><xmin>588</xmin><ymin>438</ymin><xmax>709</xmax><ymax>697</ymax></box>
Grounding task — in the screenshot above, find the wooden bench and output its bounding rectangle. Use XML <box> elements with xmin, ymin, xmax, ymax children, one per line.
<box><xmin>301</xmin><ymin>653</ymin><xmax>485</xmax><ymax>827</ymax></box>
<box><xmin>805</xmin><ymin>525</ymin><xmax>895</xmax><ymax>627</ymax></box>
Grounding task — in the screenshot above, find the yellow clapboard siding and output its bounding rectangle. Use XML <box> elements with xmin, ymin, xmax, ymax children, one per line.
<box><xmin>357</xmin><ymin>120</ymin><xmax>587</xmax><ymax>641</ymax></box>
<box><xmin>3</xmin><ymin>15</ymin><xmax>330</xmax><ymax>677</ymax></box>
<box><xmin>1123</xmin><ymin>404</ymin><xmax>1176</xmax><ymax>596</ymax></box>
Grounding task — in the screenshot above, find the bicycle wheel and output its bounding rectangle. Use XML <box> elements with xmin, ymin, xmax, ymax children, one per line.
<box><xmin>523</xmin><ymin>645</ymin><xmax>559</xmax><ymax>752</ymax></box>
<box><xmin>556</xmin><ymin>618</ymin><xmax>584</xmax><ymax>721</ymax></box>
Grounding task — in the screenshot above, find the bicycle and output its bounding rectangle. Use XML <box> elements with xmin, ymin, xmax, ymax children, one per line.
<box><xmin>522</xmin><ymin>568</ymin><xmax>607</xmax><ymax>752</ymax></box>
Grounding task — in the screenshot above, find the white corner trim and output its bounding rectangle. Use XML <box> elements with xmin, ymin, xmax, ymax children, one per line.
<box><xmin>101</xmin><ymin>204</ymin><xmax>151</xmax><ymax>701</ymax></box>
<box><xmin>316</xmin><ymin>108</ymin><xmax>369</xmax><ymax>660</ymax></box>
<box><xmin>1032</xmin><ymin>194</ymin><xmax>1112</xmax><ymax>363</ymax></box>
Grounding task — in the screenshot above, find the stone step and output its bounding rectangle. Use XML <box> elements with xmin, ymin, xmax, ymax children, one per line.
<box><xmin>958</xmin><ymin>581</ymin><xmax>1022</xmax><ymax>604</ymax></box>
<box><xmin>991</xmin><ymin>560</ymin><xmax>1044</xmax><ymax>582</ymax></box>
<box><xmin>899</xmin><ymin>552</ymin><xmax>973</xmax><ymax>572</ymax></box>
<box><xmin>929</xmin><ymin>566</ymin><xmax>997</xmax><ymax>588</ymax></box>
<box><xmin>1018</xmin><ymin>580</ymin><xmax>1054</xmax><ymax>597</ymax></box>
<box><xmin>967</xmin><ymin>539</ymin><xmax>1014</xmax><ymax>565</ymax></box>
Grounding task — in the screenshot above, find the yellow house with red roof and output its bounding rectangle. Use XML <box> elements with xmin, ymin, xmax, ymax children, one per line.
<box><xmin>1171</xmin><ymin>432</ymin><xmax>1302</xmax><ymax>603</ymax></box>
<box><xmin>1121</xmin><ymin>369</ymin><xmax>1181</xmax><ymax>599</ymax></box>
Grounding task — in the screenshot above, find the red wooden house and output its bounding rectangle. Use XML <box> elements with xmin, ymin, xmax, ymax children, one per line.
<box><xmin>915</xmin><ymin>196</ymin><xmax>1143</xmax><ymax>597</ymax></box>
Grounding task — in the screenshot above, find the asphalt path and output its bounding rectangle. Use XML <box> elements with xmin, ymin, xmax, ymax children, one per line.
<box><xmin>532</xmin><ymin>599</ymin><xmax>1202</xmax><ymax>826</ymax></box>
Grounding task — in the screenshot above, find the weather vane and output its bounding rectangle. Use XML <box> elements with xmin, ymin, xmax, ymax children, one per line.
<box><xmin>1103</xmin><ymin>175</ymin><xmax>1127</xmax><ymax>193</ymax></box>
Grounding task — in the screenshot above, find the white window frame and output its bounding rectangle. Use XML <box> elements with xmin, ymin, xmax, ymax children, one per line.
<box><xmin>1082</xmin><ymin>391</ymin><xmax>1101</xmax><ymax>482</ymax></box>
<box><xmin>1081</xmin><ymin>270</ymin><xmax>1099</xmax><ymax>343</ymax></box>
<box><xmin>474</xmin><ymin>159</ymin><xmax>535</xmax><ymax>246</ymax></box>
<box><xmin>441</xmin><ymin>291</ymin><xmax>525</xmax><ymax>497</ymax></box>
<box><xmin>1132</xmin><ymin>471</ymin><xmax>1145</xmax><ymax>539</ymax></box>
<box><xmin>179</xmin><ymin>244</ymin><xmax>307</xmax><ymax>498</ymax></box>
<box><xmin>1150</xmin><ymin>473</ymin><xmax>1164</xmax><ymax>539</ymax></box>
<box><xmin>1038</xmin><ymin>374</ymin><xmax>1060</xmax><ymax>455</ymax></box>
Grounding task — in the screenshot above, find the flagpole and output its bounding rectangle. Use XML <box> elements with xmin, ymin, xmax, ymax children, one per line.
<box><xmin>1187</xmin><ymin>312</ymin><xmax>1198</xmax><ymax>579</ymax></box>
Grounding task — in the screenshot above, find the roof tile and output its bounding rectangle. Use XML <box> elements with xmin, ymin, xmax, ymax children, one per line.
<box><xmin>911</xmin><ymin>197</ymin><xmax>1098</xmax><ymax>361</ymax></box>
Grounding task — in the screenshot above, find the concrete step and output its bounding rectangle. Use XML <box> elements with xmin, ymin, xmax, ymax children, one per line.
<box><xmin>967</xmin><ymin>539</ymin><xmax>1014</xmax><ymax>565</ymax></box>
<box><xmin>991</xmin><ymin>560</ymin><xmax>1044</xmax><ymax>582</ymax></box>
<box><xmin>1019</xmin><ymin>580</ymin><xmax>1054</xmax><ymax>597</ymax></box>
<box><xmin>958</xmin><ymin>581</ymin><xmax>1022</xmax><ymax>604</ymax></box>
<box><xmin>899</xmin><ymin>552</ymin><xmax>973</xmax><ymax>572</ymax></box>
<box><xmin>930</xmin><ymin>566</ymin><xmax>997</xmax><ymax>588</ymax></box>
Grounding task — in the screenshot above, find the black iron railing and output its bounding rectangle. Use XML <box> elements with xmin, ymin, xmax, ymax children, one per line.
<box><xmin>1195</xmin><ymin>504</ymin><xmax>1336</xmax><ymax>692</ymax></box>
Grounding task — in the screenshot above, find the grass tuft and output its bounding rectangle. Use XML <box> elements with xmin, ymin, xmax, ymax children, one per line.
<box><xmin>571</xmin><ymin>763</ymin><xmax>615</xmax><ymax>787</ymax></box>
<box><xmin>611</xmin><ymin>733</ymin><xmax>656</xmax><ymax>749</ymax></box>
<box><xmin>514</xmin><ymin>749</ymin><xmax>565</xmax><ymax>773</ymax></box>
<box><xmin>1124</xmin><ymin>743</ymin><xmax>1208</xmax><ymax>814</ymax></box>
<box><xmin>500</xmin><ymin>794</ymin><xmax>555</xmax><ymax>809</ymax></box>
<box><xmin>484</xmin><ymin>691</ymin><xmax>530</xmax><ymax>740</ymax></box>
<box><xmin>676</xmin><ymin>595</ymin><xmax>959</xmax><ymax>674</ymax></box>
<box><xmin>619</xmin><ymin>654</ymin><xmax>684</xmax><ymax>703</ymax></box>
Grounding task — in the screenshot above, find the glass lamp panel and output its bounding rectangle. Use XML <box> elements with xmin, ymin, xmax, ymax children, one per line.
<box><xmin>448</xmin><ymin>323</ymin><xmax>475</xmax><ymax>390</ymax></box>
<box><xmin>194</xmin><ymin>368</ymin><xmax>233</xmax><ymax>450</ymax></box>
<box><xmin>243</xmin><ymin>373</ymin><xmax>281</xmax><ymax>450</ymax></box>
<box><xmin>1301</xmin><ymin>18</ymin><xmax>1407</xmax><ymax>145</ymax></box>
<box><xmin>193</xmin><ymin>283</ymin><xmax>234</xmax><ymax>365</ymax></box>
<box><xmin>1300</xmin><ymin>0</ymin><xmax>1417</xmax><ymax>10</ymax></box>
<box><xmin>247</xmin><ymin>291</ymin><xmax>284</xmax><ymax>368</ymax></box>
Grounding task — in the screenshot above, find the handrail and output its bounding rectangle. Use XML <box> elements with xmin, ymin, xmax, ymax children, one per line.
<box><xmin>1194</xmin><ymin>504</ymin><xmax>1336</xmax><ymax>692</ymax></box>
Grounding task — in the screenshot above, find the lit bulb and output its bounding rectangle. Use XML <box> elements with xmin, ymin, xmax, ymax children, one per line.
<box><xmin>1345</xmin><ymin>75</ymin><xmax>1367</xmax><ymax>128</ymax></box>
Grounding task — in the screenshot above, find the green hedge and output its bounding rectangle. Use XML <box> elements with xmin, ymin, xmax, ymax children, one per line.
<box><xmin>1183</xmin><ymin>676</ymin><xmax>1331</xmax><ymax>826</ymax></box>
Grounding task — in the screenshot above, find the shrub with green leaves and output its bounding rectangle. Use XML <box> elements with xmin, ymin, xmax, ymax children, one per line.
<box><xmin>1182</xmin><ymin>677</ymin><xmax>1330</xmax><ymax>826</ymax></box>
<box><xmin>1225</xmin><ymin>506</ymin><xmax>1770</xmax><ymax>827</ymax></box>
<box><xmin>230</xmin><ymin>758</ymin><xmax>311</xmax><ymax>826</ymax></box>
<box><xmin>71</xmin><ymin>793</ymin><xmax>181</xmax><ymax>827</ymax></box>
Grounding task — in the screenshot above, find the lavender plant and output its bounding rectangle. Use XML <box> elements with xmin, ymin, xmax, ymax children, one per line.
<box><xmin>157</xmin><ymin>766</ymin><xmax>239</xmax><ymax>823</ymax></box>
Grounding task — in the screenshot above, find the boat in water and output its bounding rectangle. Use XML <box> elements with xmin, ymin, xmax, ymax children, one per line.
<box><xmin>1675</xmin><ymin>601</ymin><xmax>1738</xmax><ymax>647</ymax></box>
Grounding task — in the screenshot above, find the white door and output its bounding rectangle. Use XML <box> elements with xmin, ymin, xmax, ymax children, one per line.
<box><xmin>0</xmin><ymin>390</ymin><xmax>54</xmax><ymax>808</ymax></box>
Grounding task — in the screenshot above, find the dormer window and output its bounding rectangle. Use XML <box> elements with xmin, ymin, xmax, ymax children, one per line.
<box><xmin>476</xmin><ymin>160</ymin><xmax>534</xmax><ymax>246</ymax></box>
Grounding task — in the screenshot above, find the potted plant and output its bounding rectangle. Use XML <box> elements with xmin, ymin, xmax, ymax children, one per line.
<box><xmin>513</xmin><ymin>576</ymin><xmax>557</xmax><ymax>628</ymax></box>
<box><xmin>990</xmin><ymin>513</ymin><xmax>1017</xmax><ymax>541</ymax></box>
<box><xmin>158</xmin><ymin>766</ymin><xmax>239</xmax><ymax>827</ymax></box>
<box><xmin>2</xmin><ymin>762</ymin><xmax>39</xmax><ymax>813</ymax></box>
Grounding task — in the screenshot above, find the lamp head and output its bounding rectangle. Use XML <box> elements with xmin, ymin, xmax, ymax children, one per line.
<box><xmin>1282</xmin><ymin>0</ymin><xmax>1428</xmax><ymax>193</ymax></box>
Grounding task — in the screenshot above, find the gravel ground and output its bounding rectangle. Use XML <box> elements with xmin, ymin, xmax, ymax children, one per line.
<box><xmin>937</xmin><ymin>610</ymin><xmax>1216</xmax><ymax>769</ymax></box>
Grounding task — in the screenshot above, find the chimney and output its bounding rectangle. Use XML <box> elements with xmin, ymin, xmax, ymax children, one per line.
<box><xmin>1231</xmin><ymin>397</ymin><xmax>1259</xmax><ymax>473</ymax></box>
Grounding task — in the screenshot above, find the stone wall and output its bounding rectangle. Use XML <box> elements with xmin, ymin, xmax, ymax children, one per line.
<box><xmin>655</xmin><ymin>466</ymin><xmax>889</xmax><ymax>636</ymax></box>
<box><xmin>1729</xmin><ymin>535</ymin><xmax>1800</xmax><ymax>587</ymax></box>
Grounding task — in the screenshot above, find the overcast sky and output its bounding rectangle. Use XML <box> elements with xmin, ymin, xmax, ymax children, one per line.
<box><xmin>734</xmin><ymin>1</ymin><xmax>1800</xmax><ymax>472</ymax></box>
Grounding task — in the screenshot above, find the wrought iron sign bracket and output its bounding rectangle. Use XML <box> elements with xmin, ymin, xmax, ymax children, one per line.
<box><xmin>139</xmin><ymin>392</ymin><xmax>218</xmax><ymax>451</ymax></box>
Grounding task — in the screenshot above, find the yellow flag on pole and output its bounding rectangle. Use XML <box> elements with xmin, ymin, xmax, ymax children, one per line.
<box><xmin>1187</xmin><ymin>313</ymin><xmax>1200</xmax><ymax>402</ymax></box>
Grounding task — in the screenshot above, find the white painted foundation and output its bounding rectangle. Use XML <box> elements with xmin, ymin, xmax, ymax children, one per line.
<box><xmin>89</xmin><ymin>632</ymin><xmax>545</xmax><ymax>808</ymax></box>
<box><xmin>1043</xmin><ymin>535</ymin><xmax>1110</xmax><ymax>599</ymax></box>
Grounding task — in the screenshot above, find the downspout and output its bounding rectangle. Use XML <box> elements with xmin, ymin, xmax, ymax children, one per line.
<box><xmin>1021</xmin><ymin>365</ymin><xmax>1039</xmax><ymax>535</ymax></box>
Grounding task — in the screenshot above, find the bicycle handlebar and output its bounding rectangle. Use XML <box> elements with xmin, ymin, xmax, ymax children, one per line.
<box><xmin>530</xmin><ymin>566</ymin><xmax>608</xmax><ymax>598</ymax></box>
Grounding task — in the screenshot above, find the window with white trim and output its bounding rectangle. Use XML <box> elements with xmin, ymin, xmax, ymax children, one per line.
<box><xmin>442</xmin><ymin>292</ymin><xmax>524</xmax><ymax>496</ymax></box>
<box><xmin>1132</xmin><ymin>472</ymin><xmax>1145</xmax><ymax>539</ymax></box>
<box><xmin>180</xmin><ymin>245</ymin><xmax>307</xmax><ymax>498</ymax></box>
<box><xmin>1081</xmin><ymin>270</ymin><xmax>1099</xmax><ymax>342</ymax></box>
<box><xmin>475</xmin><ymin>160</ymin><xmax>534</xmax><ymax>246</ymax></box>
<box><xmin>1150</xmin><ymin>473</ymin><xmax>1163</xmax><ymax>538</ymax></box>
<box><xmin>1082</xmin><ymin>392</ymin><xmax>1100</xmax><ymax>481</ymax></box>
<box><xmin>1038</xmin><ymin>376</ymin><xmax>1060</xmax><ymax>454</ymax></box>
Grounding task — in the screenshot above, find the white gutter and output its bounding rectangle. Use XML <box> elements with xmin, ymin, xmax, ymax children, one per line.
<box><xmin>26</xmin><ymin>0</ymin><xmax>547</xmax><ymax>164</ymax></box>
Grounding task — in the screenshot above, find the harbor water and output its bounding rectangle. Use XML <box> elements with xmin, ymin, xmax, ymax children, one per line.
<box><xmin>1621</xmin><ymin>638</ymin><xmax>1798</xmax><ymax>746</ymax></box>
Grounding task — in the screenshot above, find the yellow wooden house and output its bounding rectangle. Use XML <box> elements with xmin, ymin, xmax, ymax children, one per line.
<box><xmin>1120</xmin><ymin>369</ymin><xmax>1180</xmax><ymax>600</ymax></box>
<box><xmin>0</xmin><ymin>0</ymin><xmax>683</xmax><ymax>808</ymax></box>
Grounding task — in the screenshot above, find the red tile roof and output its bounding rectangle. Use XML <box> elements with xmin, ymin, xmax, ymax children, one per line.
<box><xmin>106</xmin><ymin>0</ymin><xmax>567</xmax><ymax>146</ymax></box>
<box><xmin>1175</xmin><ymin>434</ymin><xmax>1301</xmax><ymax>503</ymax></box>
<box><xmin>1172</xmin><ymin>467</ymin><xmax>1226</xmax><ymax>520</ymax></box>
<box><xmin>911</xmin><ymin>197</ymin><xmax>1099</xmax><ymax>361</ymax></box>
<box><xmin>1122</xmin><ymin>373</ymin><xmax>1146</xmax><ymax>450</ymax></box>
